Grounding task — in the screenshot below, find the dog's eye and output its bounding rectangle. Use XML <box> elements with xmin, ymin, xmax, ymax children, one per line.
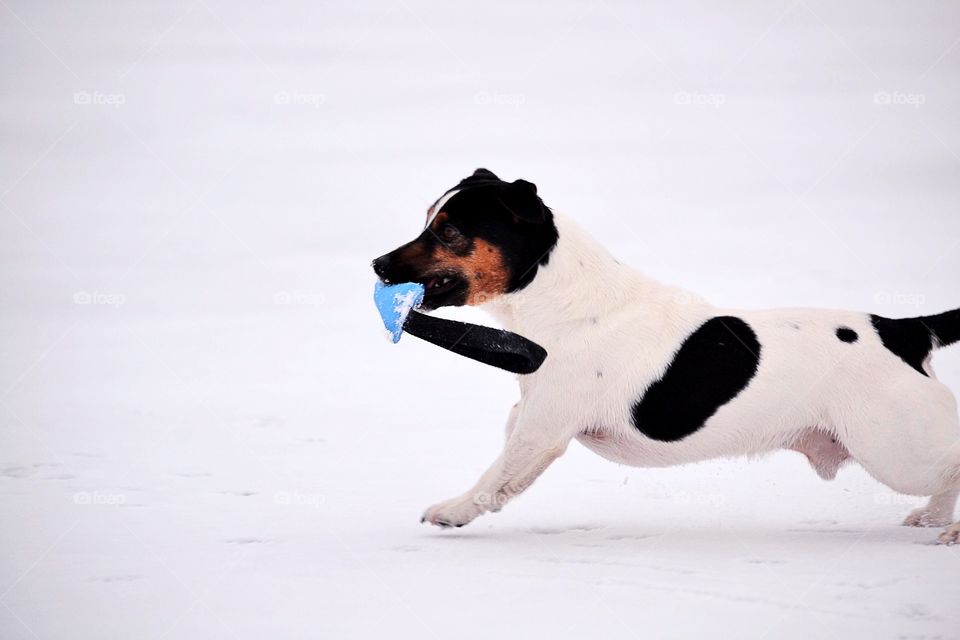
<box><xmin>441</xmin><ymin>224</ymin><xmax>460</xmax><ymax>241</ymax></box>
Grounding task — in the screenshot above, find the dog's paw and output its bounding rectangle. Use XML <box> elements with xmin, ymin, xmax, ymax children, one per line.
<box><xmin>937</xmin><ymin>523</ymin><xmax>960</xmax><ymax>545</ymax></box>
<box><xmin>903</xmin><ymin>507</ymin><xmax>953</xmax><ymax>528</ymax></box>
<box><xmin>420</xmin><ymin>497</ymin><xmax>482</xmax><ymax>529</ymax></box>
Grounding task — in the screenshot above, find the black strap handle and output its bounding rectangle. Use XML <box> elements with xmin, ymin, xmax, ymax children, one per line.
<box><xmin>403</xmin><ymin>311</ymin><xmax>547</xmax><ymax>374</ymax></box>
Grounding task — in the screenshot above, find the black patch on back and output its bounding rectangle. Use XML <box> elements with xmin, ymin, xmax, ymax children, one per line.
<box><xmin>835</xmin><ymin>327</ymin><xmax>858</xmax><ymax>343</ymax></box>
<box><xmin>631</xmin><ymin>316</ymin><xmax>761</xmax><ymax>442</ymax></box>
<box><xmin>870</xmin><ymin>314</ymin><xmax>932</xmax><ymax>377</ymax></box>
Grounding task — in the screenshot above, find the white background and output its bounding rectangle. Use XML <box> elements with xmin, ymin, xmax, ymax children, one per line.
<box><xmin>2</xmin><ymin>1</ymin><xmax>960</xmax><ymax>638</ymax></box>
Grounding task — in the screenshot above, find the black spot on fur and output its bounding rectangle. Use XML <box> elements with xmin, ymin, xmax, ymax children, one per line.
<box><xmin>596</xmin><ymin>370</ymin><xmax>603</xmax><ymax>379</ymax></box>
<box><xmin>836</xmin><ymin>327</ymin><xmax>858</xmax><ymax>343</ymax></box>
<box><xmin>870</xmin><ymin>315</ymin><xmax>932</xmax><ymax>376</ymax></box>
<box><xmin>631</xmin><ymin>317</ymin><xmax>761</xmax><ymax>442</ymax></box>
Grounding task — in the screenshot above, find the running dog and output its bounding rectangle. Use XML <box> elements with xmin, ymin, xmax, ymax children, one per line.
<box><xmin>372</xmin><ymin>168</ymin><xmax>960</xmax><ymax>544</ymax></box>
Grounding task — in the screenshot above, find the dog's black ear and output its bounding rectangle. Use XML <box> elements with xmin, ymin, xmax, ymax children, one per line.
<box><xmin>498</xmin><ymin>179</ymin><xmax>548</xmax><ymax>223</ymax></box>
<box><xmin>471</xmin><ymin>168</ymin><xmax>499</xmax><ymax>181</ymax></box>
<box><xmin>451</xmin><ymin>168</ymin><xmax>501</xmax><ymax>192</ymax></box>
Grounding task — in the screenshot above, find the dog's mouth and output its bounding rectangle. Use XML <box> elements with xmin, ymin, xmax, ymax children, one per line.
<box><xmin>418</xmin><ymin>272</ymin><xmax>467</xmax><ymax>308</ymax></box>
<box><xmin>422</xmin><ymin>274</ymin><xmax>457</xmax><ymax>296</ymax></box>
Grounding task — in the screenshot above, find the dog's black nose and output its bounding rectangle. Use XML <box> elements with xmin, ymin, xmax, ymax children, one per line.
<box><xmin>372</xmin><ymin>254</ymin><xmax>391</xmax><ymax>280</ymax></box>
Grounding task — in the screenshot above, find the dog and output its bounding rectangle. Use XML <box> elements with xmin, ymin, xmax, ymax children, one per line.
<box><xmin>372</xmin><ymin>168</ymin><xmax>960</xmax><ymax>544</ymax></box>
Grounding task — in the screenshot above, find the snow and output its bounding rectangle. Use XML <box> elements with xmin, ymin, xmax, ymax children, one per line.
<box><xmin>392</xmin><ymin>289</ymin><xmax>421</xmax><ymax>320</ymax></box>
<box><xmin>390</xmin><ymin>285</ymin><xmax>425</xmax><ymax>342</ymax></box>
<box><xmin>2</xmin><ymin>1</ymin><xmax>960</xmax><ymax>638</ymax></box>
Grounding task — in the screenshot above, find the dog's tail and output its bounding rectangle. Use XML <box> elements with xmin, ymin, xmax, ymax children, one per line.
<box><xmin>871</xmin><ymin>308</ymin><xmax>960</xmax><ymax>376</ymax></box>
<box><xmin>924</xmin><ymin>308</ymin><xmax>960</xmax><ymax>348</ymax></box>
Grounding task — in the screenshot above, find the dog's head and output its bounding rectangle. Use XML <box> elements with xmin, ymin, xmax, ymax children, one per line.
<box><xmin>372</xmin><ymin>169</ymin><xmax>559</xmax><ymax>310</ymax></box>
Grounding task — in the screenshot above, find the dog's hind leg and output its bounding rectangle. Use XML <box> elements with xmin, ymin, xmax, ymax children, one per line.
<box><xmin>903</xmin><ymin>487</ymin><xmax>959</xmax><ymax>528</ymax></box>
<box><xmin>855</xmin><ymin>430</ymin><xmax>960</xmax><ymax>542</ymax></box>
<box><xmin>834</xmin><ymin>376</ymin><xmax>960</xmax><ymax>543</ymax></box>
<box><xmin>934</xmin><ymin>460</ymin><xmax>960</xmax><ymax>543</ymax></box>
<box><xmin>939</xmin><ymin>521</ymin><xmax>960</xmax><ymax>544</ymax></box>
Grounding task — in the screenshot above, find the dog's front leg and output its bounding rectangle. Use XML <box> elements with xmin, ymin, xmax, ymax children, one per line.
<box><xmin>504</xmin><ymin>401</ymin><xmax>520</xmax><ymax>440</ymax></box>
<box><xmin>421</xmin><ymin>413</ymin><xmax>571</xmax><ymax>529</ymax></box>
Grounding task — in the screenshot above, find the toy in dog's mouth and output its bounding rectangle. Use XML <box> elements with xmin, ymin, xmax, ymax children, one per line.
<box><xmin>378</xmin><ymin>272</ymin><xmax>464</xmax><ymax>306</ymax></box>
<box><xmin>373</xmin><ymin>279</ymin><xmax>548</xmax><ymax>374</ymax></box>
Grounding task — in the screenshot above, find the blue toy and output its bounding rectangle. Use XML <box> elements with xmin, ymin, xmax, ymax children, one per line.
<box><xmin>373</xmin><ymin>281</ymin><xmax>547</xmax><ymax>374</ymax></box>
<box><xmin>374</xmin><ymin>281</ymin><xmax>425</xmax><ymax>343</ymax></box>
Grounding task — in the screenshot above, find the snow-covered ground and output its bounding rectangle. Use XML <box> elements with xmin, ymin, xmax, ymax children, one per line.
<box><xmin>2</xmin><ymin>1</ymin><xmax>960</xmax><ymax>638</ymax></box>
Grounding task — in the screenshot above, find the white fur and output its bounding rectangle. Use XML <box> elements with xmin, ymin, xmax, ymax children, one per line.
<box><xmin>421</xmin><ymin>214</ymin><xmax>960</xmax><ymax>542</ymax></box>
<box><xmin>425</xmin><ymin>189</ymin><xmax>459</xmax><ymax>228</ymax></box>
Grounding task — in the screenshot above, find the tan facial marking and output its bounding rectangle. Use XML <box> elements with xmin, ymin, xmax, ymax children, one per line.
<box><xmin>429</xmin><ymin>211</ymin><xmax>449</xmax><ymax>231</ymax></box>
<box><xmin>431</xmin><ymin>238</ymin><xmax>510</xmax><ymax>305</ymax></box>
